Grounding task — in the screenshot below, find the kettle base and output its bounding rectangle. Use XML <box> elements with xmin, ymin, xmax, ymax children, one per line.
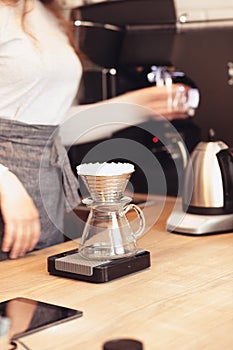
<box><xmin>167</xmin><ymin>209</ymin><xmax>233</xmax><ymax>235</ymax></box>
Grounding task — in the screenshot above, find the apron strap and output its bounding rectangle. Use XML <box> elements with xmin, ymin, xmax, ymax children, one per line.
<box><xmin>50</xmin><ymin>135</ymin><xmax>81</xmax><ymax>212</ymax></box>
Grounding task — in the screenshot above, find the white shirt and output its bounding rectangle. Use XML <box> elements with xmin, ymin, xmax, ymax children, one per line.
<box><xmin>0</xmin><ymin>0</ymin><xmax>82</xmax><ymax>125</ymax></box>
<box><xmin>0</xmin><ymin>0</ymin><xmax>146</xmax><ymax>145</ymax></box>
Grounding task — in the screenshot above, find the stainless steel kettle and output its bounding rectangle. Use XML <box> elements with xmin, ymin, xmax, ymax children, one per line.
<box><xmin>183</xmin><ymin>129</ymin><xmax>233</xmax><ymax>215</ymax></box>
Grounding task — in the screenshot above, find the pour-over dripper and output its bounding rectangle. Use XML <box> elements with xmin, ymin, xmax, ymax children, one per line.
<box><xmin>81</xmin><ymin>173</ymin><xmax>132</xmax><ymax>202</ymax></box>
<box><xmin>76</xmin><ymin>162</ymin><xmax>145</xmax><ymax>260</ymax></box>
<box><xmin>77</xmin><ymin>162</ymin><xmax>135</xmax><ymax>202</ymax></box>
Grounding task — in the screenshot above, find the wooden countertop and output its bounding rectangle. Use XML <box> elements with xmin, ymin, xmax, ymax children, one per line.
<box><xmin>1</xmin><ymin>196</ymin><xmax>233</xmax><ymax>350</ymax></box>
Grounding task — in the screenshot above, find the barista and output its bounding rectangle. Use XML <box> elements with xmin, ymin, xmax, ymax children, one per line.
<box><xmin>0</xmin><ymin>0</ymin><xmax>191</xmax><ymax>260</ymax></box>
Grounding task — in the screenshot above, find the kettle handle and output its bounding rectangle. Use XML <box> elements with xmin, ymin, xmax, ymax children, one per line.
<box><xmin>122</xmin><ymin>204</ymin><xmax>146</xmax><ymax>239</ymax></box>
<box><xmin>217</xmin><ymin>148</ymin><xmax>233</xmax><ymax>213</ymax></box>
<box><xmin>177</xmin><ymin>139</ymin><xmax>188</xmax><ymax>169</ymax></box>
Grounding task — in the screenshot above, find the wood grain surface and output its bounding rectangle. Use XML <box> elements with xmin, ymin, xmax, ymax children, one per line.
<box><xmin>1</xmin><ymin>196</ymin><xmax>233</xmax><ymax>350</ymax></box>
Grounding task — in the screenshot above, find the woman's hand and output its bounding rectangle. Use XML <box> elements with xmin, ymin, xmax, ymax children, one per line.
<box><xmin>120</xmin><ymin>84</ymin><xmax>192</xmax><ymax>120</ymax></box>
<box><xmin>0</xmin><ymin>170</ymin><xmax>40</xmax><ymax>259</ymax></box>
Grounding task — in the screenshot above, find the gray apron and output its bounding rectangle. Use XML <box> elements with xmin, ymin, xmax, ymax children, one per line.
<box><xmin>0</xmin><ymin>118</ymin><xmax>80</xmax><ymax>258</ymax></box>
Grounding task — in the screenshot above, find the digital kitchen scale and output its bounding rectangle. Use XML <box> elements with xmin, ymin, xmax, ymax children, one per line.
<box><xmin>48</xmin><ymin>249</ymin><xmax>151</xmax><ymax>283</ymax></box>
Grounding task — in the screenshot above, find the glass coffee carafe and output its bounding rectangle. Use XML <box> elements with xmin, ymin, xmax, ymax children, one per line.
<box><xmin>77</xmin><ymin>163</ymin><xmax>146</xmax><ymax>261</ymax></box>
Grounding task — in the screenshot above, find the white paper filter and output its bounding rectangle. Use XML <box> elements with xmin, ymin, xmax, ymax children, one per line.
<box><xmin>76</xmin><ymin>162</ymin><xmax>135</xmax><ymax>176</ymax></box>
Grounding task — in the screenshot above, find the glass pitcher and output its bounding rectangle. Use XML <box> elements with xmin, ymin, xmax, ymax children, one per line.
<box><xmin>79</xmin><ymin>197</ymin><xmax>145</xmax><ymax>260</ymax></box>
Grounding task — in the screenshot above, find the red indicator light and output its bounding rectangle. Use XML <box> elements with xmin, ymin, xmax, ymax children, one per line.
<box><xmin>152</xmin><ymin>136</ymin><xmax>159</xmax><ymax>143</ymax></box>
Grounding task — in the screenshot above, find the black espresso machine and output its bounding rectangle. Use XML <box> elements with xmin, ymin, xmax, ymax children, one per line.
<box><xmin>67</xmin><ymin>0</ymin><xmax>202</xmax><ymax>197</ymax></box>
<box><xmin>66</xmin><ymin>0</ymin><xmax>232</xmax><ymax>197</ymax></box>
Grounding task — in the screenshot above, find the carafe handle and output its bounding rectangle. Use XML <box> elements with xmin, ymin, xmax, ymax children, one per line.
<box><xmin>122</xmin><ymin>204</ymin><xmax>146</xmax><ymax>239</ymax></box>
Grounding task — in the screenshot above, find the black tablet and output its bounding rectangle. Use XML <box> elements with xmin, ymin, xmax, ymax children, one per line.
<box><xmin>0</xmin><ymin>297</ymin><xmax>83</xmax><ymax>340</ymax></box>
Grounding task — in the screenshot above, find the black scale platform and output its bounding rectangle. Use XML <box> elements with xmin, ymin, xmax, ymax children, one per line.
<box><xmin>48</xmin><ymin>249</ymin><xmax>151</xmax><ymax>283</ymax></box>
